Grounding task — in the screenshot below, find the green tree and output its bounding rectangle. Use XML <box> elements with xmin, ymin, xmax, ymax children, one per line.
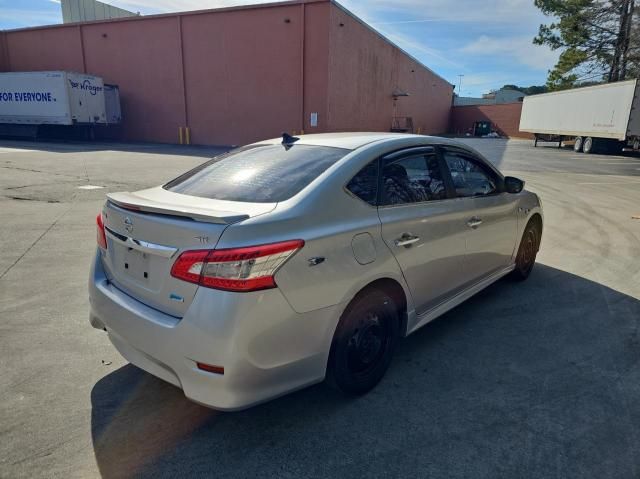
<box><xmin>534</xmin><ymin>0</ymin><xmax>636</xmax><ymax>90</ymax></box>
<box><xmin>500</xmin><ymin>84</ymin><xmax>549</xmax><ymax>94</ymax></box>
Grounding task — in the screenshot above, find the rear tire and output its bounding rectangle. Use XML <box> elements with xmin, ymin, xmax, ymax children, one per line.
<box><xmin>583</xmin><ymin>137</ymin><xmax>594</xmax><ymax>154</ymax></box>
<box><xmin>574</xmin><ymin>136</ymin><xmax>583</xmax><ymax>152</ymax></box>
<box><xmin>327</xmin><ymin>289</ymin><xmax>399</xmax><ymax>395</ymax></box>
<box><xmin>510</xmin><ymin>222</ymin><xmax>540</xmax><ymax>281</ymax></box>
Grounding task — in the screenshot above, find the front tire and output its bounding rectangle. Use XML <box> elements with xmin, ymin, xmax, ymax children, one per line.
<box><xmin>511</xmin><ymin>221</ymin><xmax>540</xmax><ymax>281</ymax></box>
<box><xmin>328</xmin><ymin>289</ymin><xmax>399</xmax><ymax>395</ymax></box>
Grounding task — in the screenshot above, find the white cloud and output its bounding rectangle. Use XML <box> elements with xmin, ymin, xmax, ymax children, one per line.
<box><xmin>2</xmin><ymin>8</ymin><xmax>62</xmax><ymax>28</ymax></box>
<box><xmin>461</xmin><ymin>34</ymin><xmax>559</xmax><ymax>71</ymax></box>
<box><xmin>375</xmin><ymin>27</ymin><xmax>464</xmax><ymax>69</ymax></box>
<box><xmin>342</xmin><ymin>0</ymin><xmax>547</xmax><ymax>24</ymax></box>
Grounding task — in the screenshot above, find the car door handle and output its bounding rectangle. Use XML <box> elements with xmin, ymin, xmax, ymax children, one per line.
<box><xmin>467</xmin><ymin>217</ymin><xmax>483</xmax><ymax>229</ymax></box>
<box><xmin>394</xmin><ymin>234</ymin><xmax>420</xmax><ymax>247</ymax></box>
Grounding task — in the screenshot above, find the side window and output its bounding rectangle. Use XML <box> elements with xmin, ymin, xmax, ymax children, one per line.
<box><xmin>444</xmin><ymin>151</ymin><xmax>497</xmax><ymax>198</ymax></box>
<box><xmin>381</xmin><ymin>154</ymin><xmax>446</xmax><ymax>206</ymax></box>
<box><xmin>346</xmin><ymin>160</ymin><xmax>378</xmax><ymax>205</ymax></box>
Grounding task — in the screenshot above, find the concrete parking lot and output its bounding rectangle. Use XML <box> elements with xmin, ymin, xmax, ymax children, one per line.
<box><xmin>1</xmin><ymin>138</ymin><xmax>639</xmax><ymax>479</ymax></box>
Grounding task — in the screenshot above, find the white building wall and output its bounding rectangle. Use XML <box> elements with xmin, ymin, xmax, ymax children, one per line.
<box><xmin>61</xmin><ymin>0</ymin><xmax>138</xmax><ymax>23</ymax></box>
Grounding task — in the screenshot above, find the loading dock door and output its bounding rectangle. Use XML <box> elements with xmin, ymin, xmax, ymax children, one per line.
<box><xmin>473</xmin><ymin>121</ymin><xmax>491</xmax><ymax>136</ymax></box>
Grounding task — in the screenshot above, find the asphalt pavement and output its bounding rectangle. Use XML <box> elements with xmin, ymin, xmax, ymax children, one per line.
<box><xmin>0</xmin><ymin>138</ymin><xmax>639</xmax><ymax>479</ymax></box>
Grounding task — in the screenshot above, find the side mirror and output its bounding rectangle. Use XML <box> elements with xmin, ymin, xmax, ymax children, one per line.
<box><xmin>504</xmin><ymin>176</ymin><xmax>524</xmax><ymax>194</ymax></box>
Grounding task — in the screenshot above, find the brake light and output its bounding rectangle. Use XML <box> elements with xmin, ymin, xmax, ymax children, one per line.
<box><xmin>96</xmin><ymin>213</ymin><xmax>107</xmax><ymax>250</ymax></box>
<box><xmin>170</xmin><ymin>240</ymin><xmax>304</xmax><ymax>292</ymax></box>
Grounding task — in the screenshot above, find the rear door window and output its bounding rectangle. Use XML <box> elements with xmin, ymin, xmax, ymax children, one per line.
<box><xmin>381</xmin><ymin>153</ymin><xmax>447</xmax><ymax>205</ymax></box>
<box><xmin>164</xmin><ymin>144</ymin><xmax>350</xmax><ymax>203</ymax></box>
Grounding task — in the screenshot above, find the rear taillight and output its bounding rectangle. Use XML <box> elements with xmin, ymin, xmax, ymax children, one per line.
<box><xmin>96</xmin><ymin>213</ymin><xmax>107</xmax><ymax>250</ymax></box>
<box><xmin>170</xmin><ymin>240</ymin><xmax>304</xmax><ymax>292</ymax></box>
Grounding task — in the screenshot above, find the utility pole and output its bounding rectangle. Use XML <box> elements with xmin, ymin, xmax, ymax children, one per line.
<box><xmin>457</xmin><ymin>74</ymin><xmax>464</xmax><ymax>95</ymax></box>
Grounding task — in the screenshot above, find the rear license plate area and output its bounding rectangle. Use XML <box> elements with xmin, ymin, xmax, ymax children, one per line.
<box><xmin>121</xmin><ymin>248</ymin><xmax>150</xmax><ymax>282</ymax></box>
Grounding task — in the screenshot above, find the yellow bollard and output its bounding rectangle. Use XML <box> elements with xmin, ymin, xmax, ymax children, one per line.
<box><xmin>185</xmin><ymin>127</ymin><xmax>191</xmax><ymax>145</ymax></box>
<box><xmin>178</xmin><ymin>127</ymin><xmax>184</xmax><ymax>145</ymax></box>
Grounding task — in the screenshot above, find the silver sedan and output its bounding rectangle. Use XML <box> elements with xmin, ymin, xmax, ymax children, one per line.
<box><xmin>89</xmin><ymin>133</ymin><xmax>543</xmax><ymax>410</ymax></box>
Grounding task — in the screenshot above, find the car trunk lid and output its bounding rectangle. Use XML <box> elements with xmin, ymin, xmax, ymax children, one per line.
<box><xmin>101</xmin><ymin>187</ymin><xmax>276</xmax><ymax>317</ymax></box>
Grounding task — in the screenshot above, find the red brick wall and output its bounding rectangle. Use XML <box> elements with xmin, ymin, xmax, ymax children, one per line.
<box><xmin>325</xmin><ymin>3</ymin><xmax>453</xmax><ymax>135</ymax></box>
<box><xmin>1</xmin><ymin>0</ymin><xmax>453</xmax><ymax>145</ymax></box>
<box><xmin>0</xmin><ymin>32</ymin><xmax>9</xmax><ymax>72</ymax></box>
<box><xmin>450</xmin><ymin>103</ymin><xmax>533</xmax><ymax>139</ymax></box>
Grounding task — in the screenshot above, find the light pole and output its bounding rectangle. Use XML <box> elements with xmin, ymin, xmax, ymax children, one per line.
<box><xmin>457</xmin><ymin>74</ymin><xmax>464</xmax><ymax>95</ymax></box>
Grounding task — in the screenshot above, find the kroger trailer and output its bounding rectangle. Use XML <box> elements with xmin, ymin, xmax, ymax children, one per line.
<box><xmin>0</xmin><ymin>71</ymin><xmax>120</xmax><ymax>139</ymax></box>
<box><xmin>519</xmin><ymin>79</ymin><xmax>640</xmax><ymax>154</ymax></box>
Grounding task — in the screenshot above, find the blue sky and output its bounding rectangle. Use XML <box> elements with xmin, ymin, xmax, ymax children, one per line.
<box><xmin>0</xmin><ymin>0</ymin><xmax>560</xmax><ymax>97</ymax></box>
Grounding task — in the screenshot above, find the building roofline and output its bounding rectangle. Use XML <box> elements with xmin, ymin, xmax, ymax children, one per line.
<box><xmin>330</xmin><ymin>0</ymin><xmax>453</xmax><ymax>88</ymax></box>
<box><xmin>0</xmin><ymin>0</ymin><xmax>328</xmax><ymax>33</ymax></box>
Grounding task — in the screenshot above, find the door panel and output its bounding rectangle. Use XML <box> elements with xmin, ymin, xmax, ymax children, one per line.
<box><xmin>376</xmin><ymin>149</ymin><xmax>472</xmax><ymax>314</ymax></box>
<box><xmin>466</xmin><ymin>194</ymin><xmax>518</xmax><ymax>280</ymax></box>
<box><xmin>379</xmin><ymin>200</ymin><xmax>471</xmax><ymax>314</ymax></box>
<box><xmin>440</xmin><ymin>147</ymin><xmax>518</xmax><ymax>283</ymax></box>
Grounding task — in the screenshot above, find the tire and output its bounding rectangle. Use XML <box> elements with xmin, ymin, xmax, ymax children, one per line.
<box><xmin>582</xmin><ymin>137</ymin><xmax>594</xmax><ymax>154</ymax></box>
<box><xmin>327</xmin><ymin>288</ymin><xmax>399</xmax><ymax>395</ymax></box>
<box><xmin>633</xmin><ymin>138</ymin><xmax>639</xmax><ymax>151</ymax></box>
<box><xmin>574</xmin><ymin>136</ymin><xmax>583</xmax><ymax>152</ymax></box>
<box><xmin>510</xmin><ymin>221</ymin><xmax>540</xmax><ymax>281</ymax></box>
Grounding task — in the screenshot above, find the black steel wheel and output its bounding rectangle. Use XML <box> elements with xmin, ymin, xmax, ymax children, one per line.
<box><xmin>328</xmin><ymin>289</ymin><xmax>399</xmax><ymax>395</ymax></box>
<box><xmin>511</xmin><ymin>222</ymin><xmax>540</xmax><ymax>281</ymax></box>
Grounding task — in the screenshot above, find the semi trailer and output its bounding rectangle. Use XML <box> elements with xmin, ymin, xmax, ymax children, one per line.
<box><xmin>519</xmin><ymin>79</ymin><xmax>640</xmax><ymax>154</ymax></box>
<box><xmin>0</xmin><ymin>71</ymin><xmax>121</xmax><ymax>139</ymax></box>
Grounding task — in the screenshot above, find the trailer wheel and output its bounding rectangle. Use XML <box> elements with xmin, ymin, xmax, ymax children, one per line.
<box><xmin>633</xmin><ymin>138</ymin><xmax>639</xmax><ymax>150</ymax></box>
<box><xmin>583</xmin><ymin>137</ymin><xmax>594</xmax><ymax>154</ymax></box>
<box><xmin>574</xmin><ymin>136</ymin><xmax>583</xmax><ymax>152</ymax></box>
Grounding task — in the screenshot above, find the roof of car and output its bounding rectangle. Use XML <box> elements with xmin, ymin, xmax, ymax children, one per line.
<box><xmin>255</xmin><ymin>132</ymin><xmax>465</xmax><ymax>150</ymax></box>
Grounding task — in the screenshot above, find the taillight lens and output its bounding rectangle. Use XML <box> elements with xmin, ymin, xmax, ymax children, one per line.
<box><xmin>96</xmin><ymin>213</ymin><xmax>107</xmax><ymax>250</ymax></box>
<box><xmin>170</xmin><ymin>240</ymin><xmax>304</xmax><ymax>292</ymax></box>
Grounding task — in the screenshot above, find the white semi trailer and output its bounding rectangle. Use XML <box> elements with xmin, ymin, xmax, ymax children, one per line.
<box><xmin>0</xmin><ymin>71</ymin><xmax>121</xmax><ymax>139</ymax></box>
<box><xmin>519</xmin><ymin>79</ymin><xmax>640</xmax><ymax>154</ymax></box>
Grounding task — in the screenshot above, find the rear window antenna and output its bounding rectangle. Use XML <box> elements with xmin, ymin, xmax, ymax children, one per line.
<box><xmin>282</xmin><ymin>132</ymin><xmax>300</xmax><ymax>150</ymax></box>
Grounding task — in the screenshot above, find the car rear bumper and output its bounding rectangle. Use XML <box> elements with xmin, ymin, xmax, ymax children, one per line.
<box><xmin>88</xmin><ymin>251</ymin><xmax>341</xmax><ymax>410</ymax></box>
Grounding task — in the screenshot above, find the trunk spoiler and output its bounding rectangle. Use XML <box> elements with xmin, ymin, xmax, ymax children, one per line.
<box><xmin>107</xmin><ymin>191</ymin><xmax>250</xmax><ymax>224</ymax></box>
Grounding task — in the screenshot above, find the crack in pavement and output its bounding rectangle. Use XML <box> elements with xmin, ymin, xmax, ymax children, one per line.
<box><xmin>0</xmin><ymin>165</ymin><xmax>86</xmax><ymax>181</ymax></box>
<box><xmin>0</xmin><ymin>194</ymin><xmax>77</xmax><ymax>281</ymax></box>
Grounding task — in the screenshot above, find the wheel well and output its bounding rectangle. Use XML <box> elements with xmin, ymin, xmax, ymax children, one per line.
<box><xmin>354</xmin><ymin>278</ymin><xmax>408</xmax><ymax>335</ymax></box>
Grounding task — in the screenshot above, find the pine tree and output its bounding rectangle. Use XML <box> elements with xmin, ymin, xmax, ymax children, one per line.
<box><xmin>534</xmin><ymin>0</ymin><xmax>636</xmax><ymax>90</ymax></box>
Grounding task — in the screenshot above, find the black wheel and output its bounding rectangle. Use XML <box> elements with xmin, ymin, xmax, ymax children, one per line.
<box><xmin>574</xmin><ymin>136</ymin><xmax>583</xmax><ymax>152</ymax></box>
<box><xmin>511</xmin><ymin>222</ymin><xmax>540</xmax><ymax>281</ymax></box>
<box><xmin>633</xmin><ymin>138</ymin><xmax>639</xmax><ymax>151</ymax></box>
<box><xmin>583</xmin><ymin>137</ymin><xmax>594</xmax><ymax>154</ymax></box>
<box><xmin>327</xmin><ymin>289</ymin><xmax>399</xmax><ymax>395</ymax></box>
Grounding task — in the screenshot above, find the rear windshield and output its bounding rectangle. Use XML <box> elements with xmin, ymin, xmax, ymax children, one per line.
<box><xmin>164</xmin><ymin>144</ymin><xmax>350</xmax><ymax>203</ymax></box>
